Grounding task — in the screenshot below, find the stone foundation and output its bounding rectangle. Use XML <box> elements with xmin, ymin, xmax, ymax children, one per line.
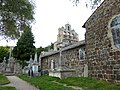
<box><xmin>49</xmin><ymin>69</ymin><xmax>75</xmax><ymax>79</ymax></box>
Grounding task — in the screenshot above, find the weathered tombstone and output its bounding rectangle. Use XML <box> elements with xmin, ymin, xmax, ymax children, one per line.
<box><xmin>49</xmin><ymin>50</ymin><xmax>75</xmax><ymax>78</ymax></box>
<box><xmin>3</xmin><ymin>57</ymin><xmax>6</xmax><ymax>71</ymax></box>
<box><xmin>1</xmin><ymin>47</ymin><xmax>21</xmax><ymax>75</ymax></box>
<box><xmin>83</xmin><ymin>64</ymin><xmax>88</xmax><ymax>77</ymax></box>
<box><xmin>23</xmin><ymin>66</ymin><xmax>29</xmax><ymax>74</ymax></box>
<box><xmin>14</xmin><ymin>61</ymin><xmax>22</xmax><ymax>74</ymax></box>
<box><xmin>4</xmin><ymin>57</ymin><xmax>14</xmax><ymax>73</ymax></box>
<box><xmin>51</xmin><ymin>60</ymin><xmax>54</xmax><ymax>70</ymax></box>
<box><xmin>3</xmin><ymin>57</ymin><xmax>6</xmax><ymax>65</ymax></box>
<box><xmin>32</xmin><ymin>53</ymin><xmax>39</xmax><ymax>76</ymax></box>
<box><xmin>28</xmin><ymin>55</ymin><xmax>33</xmax><ymax>77</ymax></box>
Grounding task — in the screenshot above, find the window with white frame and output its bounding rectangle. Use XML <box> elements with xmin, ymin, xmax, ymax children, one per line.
<box><xmin>110</xmin><ymin>15</ymin><xmax>120</xmax><ymax>48</ymax></box>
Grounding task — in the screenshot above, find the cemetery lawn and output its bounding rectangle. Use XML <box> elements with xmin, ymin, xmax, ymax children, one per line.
<box><xmin>18</xmin><ymin>74</ymin><xmax>120</xmax><ymax>90</ymax></box>
<box><xmin>0</xmin><ymin>74</ymin><xmax>16</xmax><ymax>90</ymax></box>
<box><xmin>0</xmin><ymin>86</ymin><xmax>16</xmax><ymax>90</ymax></box>
<box><xmin>0</xmin><ymin>74</ymin><xmax>9</xmax><ymax>85</ymax></box>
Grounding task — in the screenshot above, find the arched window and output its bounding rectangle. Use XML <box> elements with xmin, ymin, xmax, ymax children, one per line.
<box><xmin>110</xmin><ymin>15</ymin><xmax>120</xmax><ymax>48</ymax></box>
<box><xmin>79</xmin><ymin>48</ymin><xmax>84</xmax><ymax>60</ymax></box>
<box><xmin>68</xmin><ymin>26</ymin><xmax>69</xmax><ymax>30</ymax></box>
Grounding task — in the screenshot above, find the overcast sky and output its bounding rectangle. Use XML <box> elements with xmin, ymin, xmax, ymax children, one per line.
<box><xmin>0</xmin><ymin>0</ymin><xmax>93</xmax><ymax>48</ymax></box>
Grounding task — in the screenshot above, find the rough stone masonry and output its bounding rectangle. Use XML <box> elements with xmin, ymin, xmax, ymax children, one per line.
<box><xmin>83</xmin><ymin>0</ymin><xmax>120</xmax><ymax>83</ymax></box>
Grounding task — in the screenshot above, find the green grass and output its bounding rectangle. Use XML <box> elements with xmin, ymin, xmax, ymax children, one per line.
<box><xmin>0</xmin><ymin>86</ymin><xmax>16</xmax><ymax>90</ymax></box>
<box><xmin>17</xmin><ymin>74</ymin><xmax>73</xmax><ymax>90</ymax></box>
<box><xmin>56</xmin><ymin>77</ymin><xmax>120</xmax><ymax>90</ymax></box>
<box><xmin>0</xmin><ymin>74</ymin><xmax>16</xmax><ymax>90</ymax></box>
<box><xmin>18</xmin><ymin>74</ymin><xmax>120</xmax><ymax>90</ymax></box>
<box><xmin>0</xmin><ymin>74</ymin><xmax>10</xmax><ymax>85</ymax></box>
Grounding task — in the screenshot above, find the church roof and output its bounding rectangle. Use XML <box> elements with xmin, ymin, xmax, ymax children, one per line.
<box><xmin>62</xmin><ymin>40</ymin><xmax>85</xmax><ymax>51</ymax></box>
<box><xmin>41</xmin><ymin>40</ymin><xmax>85</xmax><ymax>58</ymax></box>
<box><xmin>41</xmin><ymin>51</ymin><xmax>59</xmax><ymax>58</ymax></box>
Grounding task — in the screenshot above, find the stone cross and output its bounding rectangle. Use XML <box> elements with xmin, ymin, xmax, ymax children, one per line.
<box><xmin>51</xmin><ymin>60</ymin><xmax>54</xmax><ymax>70</ymax></box>
<box><xmin>33</xmin><ymin>52</ymin><xmax>39</xmax><ymax>74</ymax></box>
<box><xmin>9</xmin><ymin>46</ymin><xmax>13</xmax><ymax>60</ymax></box>
<box><xmin>34</xmin><ymin>52</ymin><xmax>37</xmax><ymax>63</ymax></box>
<box><xmin>59</xmin><ymin>50</ymin><xmax>62</xmax><ymax>68</ymax></box>
<box><xmin>58</xmin><ymin>50</ymin><xmax>64</xmax><ymax>70</ymax></box>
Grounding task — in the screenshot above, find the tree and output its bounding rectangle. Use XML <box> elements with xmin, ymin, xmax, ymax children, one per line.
<box><xmin>71</xmin><ymin>0</ymin><xmax>102</xmax><ymax>9</ymax></box>
<box><xmin>36</xmin><ymin>46</ymin><xmax>44</xmax><ymax>58</ymax></box>
<box><xmin>44</xmin><ymin>43</ymin><xmax>54</xmax><ymax>51</ymax></box>
<box><xmin>37</xmin><ymin>43</ymin><xmax>54</xmax><ymax>59</ymax></box>
<box><xmin>0</xmin><ymin>0</ymin><xmax>102</xmax><ymax>40</ymax></box>
<box><xmin>13</xmin><ymin>26</ymin><xmax>35</xmax><ymax>67</ymax></box>
<box><xmin>0</xmin><ymin>46</ymin><xmax>9</xmax><ymax>63</ymax></box>
<box><xmin>0</xmin><ymin>0</ymin><xmax>34</xmax><ymax>40</ymax></box>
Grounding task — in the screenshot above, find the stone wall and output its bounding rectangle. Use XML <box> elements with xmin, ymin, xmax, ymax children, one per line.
<box><xmin>41</xmin><ymin>41</ymin><xmax>85</xmax><ymax>77</ymax></box>
<box><xmin>0</xmin><ymin>58</ymin><xmax>22</xmax><ymax>75</ymax></box>
<box><xmin>62</xmin><ymin>47</ymin><xmax>85</xmax><ymax>76</ymax></box>
<box><xmin>41</xmin><ymin>53</ymin><xmax>60</xmax><ymax>74</ymax></box>
<box><xmin>84</xmin><ymin>0</ymin><xmax>120</xmax><ymax>83</ymax></box>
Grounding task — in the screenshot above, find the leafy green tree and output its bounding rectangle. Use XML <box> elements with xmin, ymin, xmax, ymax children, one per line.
<box><xmin>44</xmin><ymin>43</ymin><xmax>54</xmax><ymax>51</ymax></box>
<box><xmin>13</xmin><ymin>26</ymin><xmax>35</xmax><ymax>67</ymax></box>
<box><xmin>50</xmin><ymin>42</ymin><xmax>54</xmax><ymax>50</ymax></box>
<box><xmin>0</xmin><ymin>0</ymin><xmax>34</xmax><ymax>39</ymax></box>
<box><xmin>0</xmin><ymin>46</ymin><xmax>9</xmax><ymax>63</ymax></box>
<box><xmin>71</xmin><ymin>0</ymin><xmax>102</xmax><ymax>9</ymax></box>
<box><xmin>37</xmin><ymin>43</ymin><xmax>54</xmax><ymax>58</ymax></box>
<box><xmin>36</xmin><ymin>46</ymin><xmax>44</xmax><ymax>58</ymax></box>
<box><xmin>0</xmin><ymin>0</ymin><xmax>102</xmax><ymax>40</ymax></box>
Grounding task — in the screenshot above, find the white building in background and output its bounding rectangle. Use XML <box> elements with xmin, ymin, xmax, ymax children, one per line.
<box><xmin>54</xmin><ymin>24</ymin><xmax>79</xmax><ymax>51</ymax></box>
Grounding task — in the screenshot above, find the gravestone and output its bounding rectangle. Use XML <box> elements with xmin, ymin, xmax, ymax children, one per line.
<box><xmin>32</xmin><ymin>53</ymin><xmax>40</xmax><ymax>76</ymax></box>
<box><xmin>2</xmin><ymin>46</ymin><xmax>22</xmax><ymax>75</ymax></box>
<box><xmin>51</xmin><ymin>60</ymin><xmax>55</xmax><ymax>70</ymax></box>
<box><xmin>49</xmin><ymin>50</ymin><xmax>75</xmax><ymax>78</ymax></box>
<box><xmin>2</xmin><ymin>57</ymin><xmax>15</xmax><ymax>75</ymax></box>
<box><xmin>28</xmin><ymin>55</ymin><xmax>33</xmax><ymax>77</ymax></box>
<box><xmin>3</xmin><ymin>57</ymin><xmax>7</xmax><ymax>71</ymax></box>
<box><xmin>83</xmin><ymin>64</ymin><xmax>88</xmax><ymax>77</ymax></box>
<box><xmin>23</xmin><ymin>66</ymin><xmax>29</xmax><ymax>74</ymax></box>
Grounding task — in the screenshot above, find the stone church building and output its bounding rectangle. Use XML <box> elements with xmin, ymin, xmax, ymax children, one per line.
<box><xmin>83</xmin><ymin>0</ymin><xmax>120</xmax><ymax>83</ymax></box>
<box><xmin>40</xmin><ymin>0</ymin><xmax>120</xmax><ymax>83</ymax></box>
<box><xmin>40</xmin><ymin>24</ymin><xmax>86</xmax><ymax>78</ymax></box>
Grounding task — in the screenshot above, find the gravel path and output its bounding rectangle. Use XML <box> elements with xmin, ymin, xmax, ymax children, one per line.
<box><xmin>4</xmin><ymin>76</ymin><xmax>40</xmax><ymax>90</ymax></box>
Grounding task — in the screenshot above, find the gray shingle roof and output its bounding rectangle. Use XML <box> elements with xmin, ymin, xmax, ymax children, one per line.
<box><xmin>41</xmin><ymin>40</ymin><xmax>85</xmax><ymax>58</ymax></box>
